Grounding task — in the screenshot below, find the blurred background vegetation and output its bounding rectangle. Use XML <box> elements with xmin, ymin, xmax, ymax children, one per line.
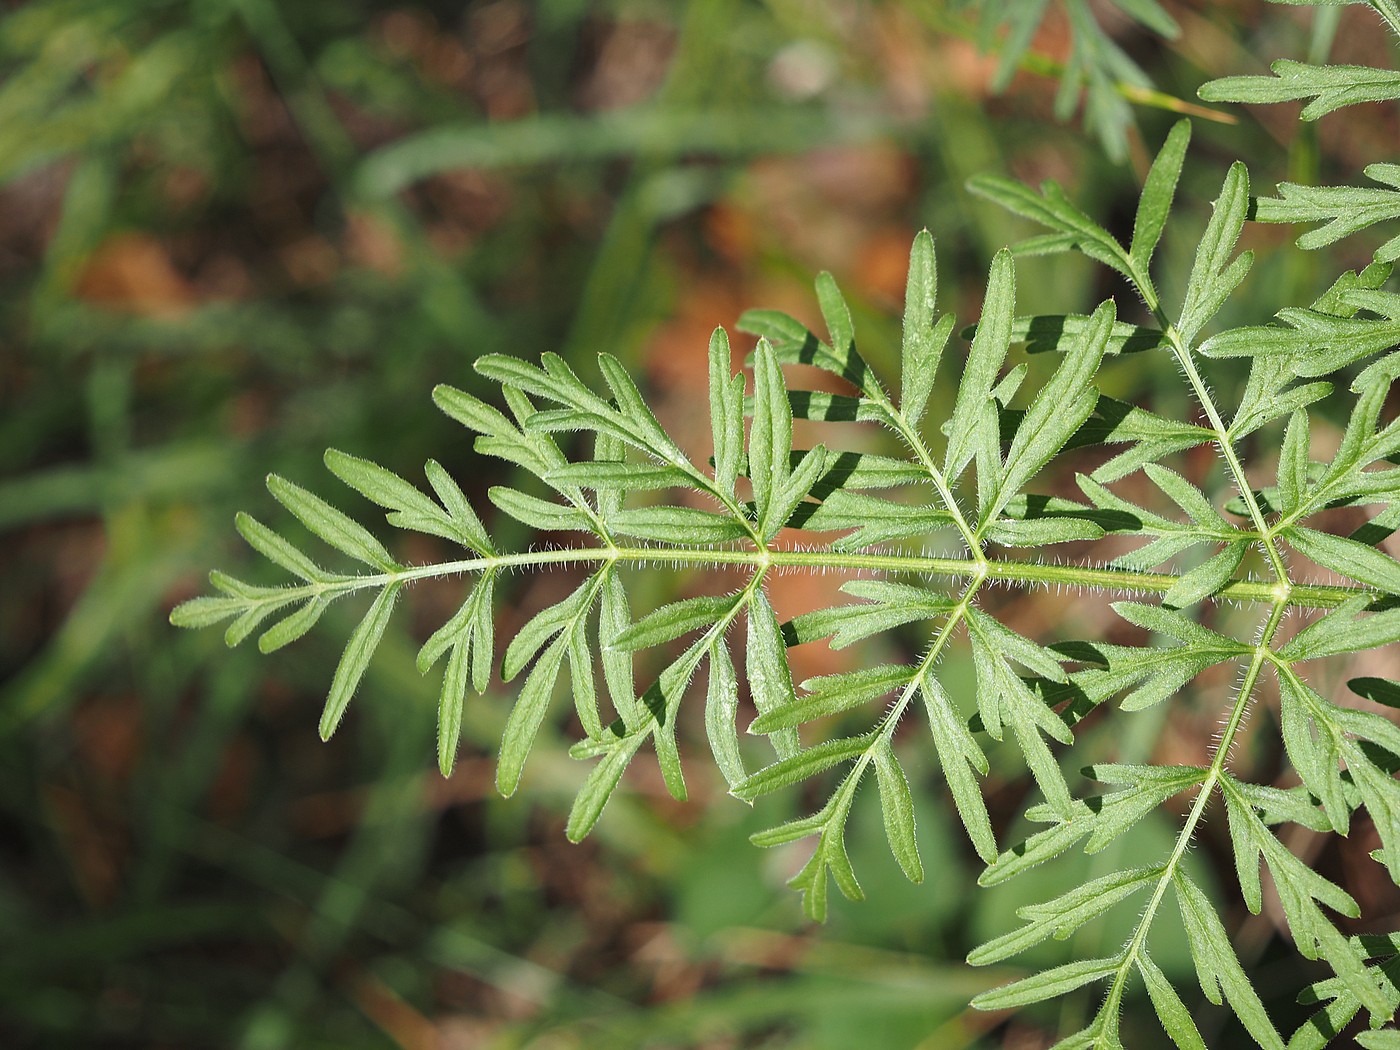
<box><xmin>2</xmin><ymin>1</ymin><xmax>1396</xmax><ymax>1047</ymax></box>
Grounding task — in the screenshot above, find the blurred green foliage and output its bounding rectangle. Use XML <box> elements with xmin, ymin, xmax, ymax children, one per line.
<box><xmin>0</xmin><ymin>1</ymin><xmax>1383</xmax><ymax>1047</ymax></box>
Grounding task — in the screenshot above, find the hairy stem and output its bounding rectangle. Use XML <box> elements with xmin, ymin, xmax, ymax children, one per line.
<box><xmin>1157</xmin><ymin>317</ymin><xmax>1292</xmax><ymax>585</ymax></box>
<box><xmin>1103</xmin><ymin>598</ymin><xmax>1289</xmax><ymax>1014</ymax></box>
<box><xmin>232</xmin><ymin>545</ymin><xmax>1367</xmax><ymax>611</ymax></box>
<box><xmin>875</xmin><ymin>575</ymin><xmax>982</xmax><ymax>752</ymax></box>
<box><xmin>1127</xmin><ymin>245</ymin><xmax>1290</xmax><ymax>587</ymax></box>
<box><xmin>871</xmin><ymin>395</ymin><xmax>985</xmax><ymax>557</ymax></box>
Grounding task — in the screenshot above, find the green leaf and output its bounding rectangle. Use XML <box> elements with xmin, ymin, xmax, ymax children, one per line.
<box><xmin>749</xmin><ymin>338</ymin><xmax>792</xmax><ymax>536</ymax></box>
<box><xmin>547</xmin><ymin>462</ymin><xmax>692</xmax><ymax>492</ymax></box>
<box><xmin>841</xmin><ymin>578</ymin><xmax>960</xmax><ymax>615</ymax></box>
<box><xmin>737</xmin><ymin>308</ymin><xmax>872</xmax><ymax>394</ymax></box>
<box><xmin>325</xmin><ymin>448</ymin><xmax>443</xmax><ymax>521</ymax></box>
<box><xmin>973</xmin><ymin>0</ymin><xmax>1174</xmax><ymax>159</ymax></box>
<box><xmin>1351</xmin><ymin>677</ymin><xmax>1400</xmax><ymax>709</ymax></box>
<box><xmin>767</xmin><ymin>445</ymin><xmax>828</xmax><ymax>539</ymax></box>
<box><xmin>501</xmin><ymin>576</ymin><xmax>596</xmax><ymax>682</ymax></box>
<box><xmin>1201</xmin><ymin>60</ymin><xmax>1400</xmax><ymax>119</ymax></box>
<box><xmin>1277</xmin><ymin>410</ymin><xmax>1311</xmax><ymax>515</ymax></box>
<box><xmin>1274</xmin><ymin>672</ymin><xmax>1350</xmax><ymax>833</ymax></box>
<box><xmin>1083</xmin><ymin>765</ymin><xmax>1209</xmax><ymax>853</ymax></box>
<box><xmin>985</xmin><ymin>516</ymin><xmax>1105</xmax><ymax>547</ymax></box>
<box><xmin>731</xmin><ymin>734</ymin><xmax>875</xmax><ymax>802</ymax></box>
<box><xmin>496</xmin><ymin>635</ymin><xmax>570</xmax><ymax>797</ymax></box>
<box><xmin>1279</xmin><ymin>597</ymin><xmax>1400</xmax><ymax>661</ymax></box>
<box><xmin>432</xmin><ymin>383</ymin><xmax>515</xmax><ymax>440</ymax></box>
<box><xmin>608</xmin><ymin>506</ymin><xmax>749</xmax><ymax>545</ymax></box>
<box><xmin>222</xmin><ymin>597</ymin><xmax>294</xmax><ymax>649</ymax></box>
<box><xmin>1291</xmin><ymin>943</ymin><xmax>1400</xmax><ymax>1050</ymax></box>
<box><xmin>235</xmin><ymin>513</ymin><xmax>327</xmax><ymax>582</ymax></box>
<box><xmin>566</xmin><ymin>731</ymin><xmax>645</xmax><ymax>842</ymax></box>
<box><xmin>611</xmin><ymin>593</ymin><xmax>742</xmax><ymax>653</ymax></box>
<box><xmin>779</xmin><ymin>389</ymin><xmax>885</xmax><ymax>423</ymax></box>
<box><xmin>596</xmin><ymin>352</ymin><xmax>680</xmax><ymax>463</ymax></box>
<box><xmin>815</xmin><ymin>271</ymin><xmax>877</xmax><ymax>399</ymax></box>
<box><xmin>969</xmin><ymin>867</ymin><xmax>1159</xmax><ymax>966</ymax></box>
<box><xmin>469</xmin><ymin>573</ymin><xmax>495</xmax><ymax>694</ymax></box>
<box><xmin>257</xmin><ymin>597</ymin><xmax>330</xmax><ymax>654</ymax></box>
<box><xmin>992</xmin><ymin>314</ymin><xmax>1164</xmax><ymax>356</ymax></box>
<box><xmin>967</xmin><ymin>625</ymin><xmax>1073</xmax><ymax>815</ymax></box>
<box><xmin>747</xmin><ymin>589</ymin><xmax>800</xmax><ymax>760</ymax></box>
<box><xmin>1199</xmin><ymin>310</ymin><xmax>1400</xmax><ymax>375</ymax></box>
<box><xmin>1076</xmin><ymin>400</ymin><xmax>1213</xmax><ymax>482</ymax></box>
<box><xmin>598</xmin><ymin>572</ymin><xmax>639</xmax><ymax>726</ymax></box>
<box><xmin>423</xmin><ymin>459</ymin><xmax>495</xmax><ymax>554</ymax></box>
<box><xmin>1286</xmin><ymin>525</ymin><xmax>1400</xmax><ymax>594</ymax></box>
<box><xmin>783</xmin><ymin>594</ymin><xmax>955</xmax><ymax>651</ymax></box>
<box><xmin>982</xmin><ymin>298</ymin><xmax>1113</xmax><ymax>524</ymax></box>
<box><xmin>979</xmin><ymin>804</ymin><xmax>1096</xmax><ymax>888</ymax></box>
<box><xmin>1222</xmin><ymin>773</ymin><xmax>1380</xmax><ymax>1014</ymax></box>
<box><xmin>709</xmin><ymin>327</ymin><xmax>744</xmax><ymax>499</ymax></box>
<box><xmin>750</xmin><ymin>664</ymin><xmax>912</xmax><ymax>733</ymax></box>
<box><xmin>1178</xmin><ymin>162</ymin><xmax>1252</xmax><ymax>343</ymax></box>
<box><xmin>966</xmin><ymin>607</ymin><xmax>1068</xmax><ymax>683</ymax></box>
<box><xmin>946</xmin><ymin>249</ymin><xmax>1015</xmax><ymax>479</ymax></box>
<box><xmin>1137</xmin><ymin>952</ymin><xmax>1207</xmax><ymax>1050</ymax></box>
<box><xmin>567</xmin><ymin>616</ymin><xmax>602</xmax><ymax>739</ymax></box>
<box><xmin>606</xmin><ymin>434</ymin><xmax>683</xmax><ymax>518</ymax></box>
<box><xmin>1228</xmin><ymin>344</ymin><xmax>1336</xmax><ymax>440</ymax></box>
<box><xmin>1253</xmin><ymin>164</ymin><xmax>1400</xmax><ymax>263</ymax></box>
<box><xmin>795</xmin><ymin>489</ymin><xmax>954</xmax><ymax>550</ymax></box>
<box><xmin>1130</xmin><ymin>120</ymin><xmax>1191</xmax><ymax>273</ymax></box>
<box><xmin>1143</xmin><ymin>463</ymin><xmax>1232</xmax><ymax>532</ymax></box>
<box><xmin>168</xmin><ymin>594</ymin><xmax>252</xmax><ymax>630</ymax></box>
<box><xmin>971</xmin><ymin>956</ymin><xmax>1122</xmax><ymax>1011</ymax></box>
<box><xmin>1111</xmin><ymin>601</ymin><xmax>1246</xmax><ymax>649</ymax></box>
<box><xmin>437</xmin><ymin>629</ymin><xmax>471</xmax><ymax>776</ymax></box>
<box><xmin>417</xmin><ymin>573</ymin><xmax>493</xmax><ymax>677</ymax></box>
<box><xmin>920</xmin><ymin>673</ymin><xmax>995</xmax><ymax>863</ymax></box>
<box><xmin>488</xmin><ymin>486</ymin><xmax>596</xmax><ymax>534</ymax></box>
<box><xmin>872</xmin><ymin>741</ymin><xmax>922</xmax><ymax>883</ymax></box>
<box><xmin>1327</xmin><ymin>704</ymin><xmax>1400</xmax><ymax>882</ymax></box>
<box><xmin>705</xmin><ymin>637</ymin><xmax>746</xmax><ymax>791</ymax></box>
<box><xmin>807</xmin><ymin>450</ymin><xmax>927</xmax><ymax>493</ymax></box>
<box><xmin>1175</xmin><ymin>870</ymin><xmax>1284</xmax><ymax>1049</ymax></box>
<box><xmin>266</xmin><ymin>474</ymin><xmax>399</xmax><ymax>572</ymax></box>
<box><xmin>1064</xmin><ymin>607</ymin><xmax>1247</xmax><ymax>713</ymax></box>
<box><xmin>784</xmin><ymin>777</ymin><xmax>865</xmax><ymax>921</ymax></box>
<box><xmin>900</xmin><ymin>230</ymin><xmax>950</xmax><ymax>428</ymax></box>
<box><xmin>749</xmin><ymin>804</ymin><xmax>835</xmax><ymax>847</ymax></box>
<box><xmin>965</xmin><ymin>176</ymin><xmax>1132</xmax><ymax>278</ymax></box>
<box><xmin>319</xmin><ymin>582</ymin><xmax>402</xmax><ymax>741</ymax></box>
<box><xmin>1162</xmin><ymin>542</ymin><xmax>1248</xmax><ymax>609</ymax></box>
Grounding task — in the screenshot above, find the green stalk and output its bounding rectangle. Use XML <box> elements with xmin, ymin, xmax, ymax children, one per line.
<box><xmin>1101</xmin><ymin>599</ymin><xmax>1289</xmax><ymax>1017</ymax></box>
<box><xmin>191</xmin><ymin>544</ymin><xmax>1371</xmax><ymax>626</ymax></box>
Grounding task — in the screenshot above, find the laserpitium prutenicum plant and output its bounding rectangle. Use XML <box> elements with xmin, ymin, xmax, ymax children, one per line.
<box><xmin>173</xmin><ymin>5</ymin><xmax>1400</xmax><ymax>1046</ymax></box>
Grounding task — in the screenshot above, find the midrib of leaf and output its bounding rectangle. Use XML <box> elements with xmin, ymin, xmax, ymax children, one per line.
<box><xmin>1168</xmin><ymin>322</ymin><xmax>1292</xmax><ymax>584</ymax></box>
<box><xmin>1133</xmin><ymin>269</ymin><xmax>1294</xmax><ymax>588</ymax></box>
<box><xmin>202</xmin><ymin>545</ymin><xmax>1372</xmax><ymax>616</ymax></box>
<box><xmin>861</xmin><ymin>367</ymin><xmax>985</xmax><ymax>557</ymax></box>
<box><xmin>1090</xmin><ymin>247</ymin><xmax>1301</xmax><ymax>1023</ymax></box>
<box><xmin>837</xmin><ymin>573</ymin><xmax>984</xmax><ymax>819</ymax></box>
<box><xmin>1101</xmin><ymin>598</ymin><xmax>1290</xmax><ymax>1022</ymax></box>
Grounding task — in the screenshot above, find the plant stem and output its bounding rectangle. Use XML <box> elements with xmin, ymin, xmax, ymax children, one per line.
<box><xmin>235</xmin><ymin>545</ymin><xmax>1368</xmax><ymax>613</ymax></box>
<box><xmin>1101</xmin><ymin>598</ymin><xmax>1289</xmax><ymax>1018</ymax></box>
